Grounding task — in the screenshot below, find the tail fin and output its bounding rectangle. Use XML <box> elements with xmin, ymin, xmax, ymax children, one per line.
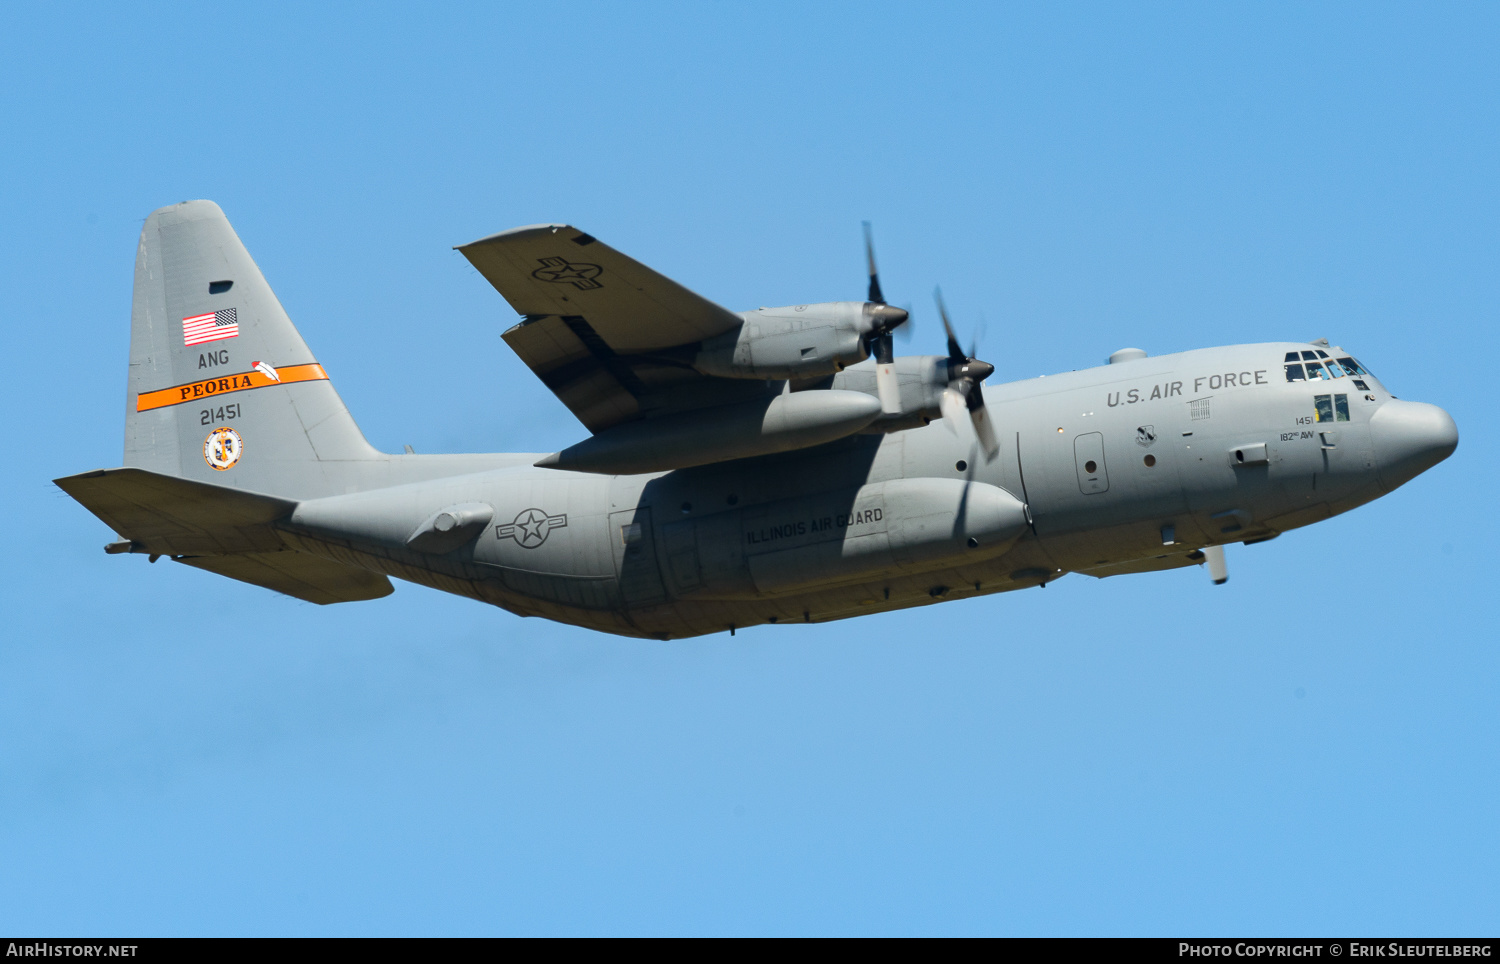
<box><xmin>126</xmin><ymin>200</ymin><xmax>380</xmax><ymax>497</ymax></box>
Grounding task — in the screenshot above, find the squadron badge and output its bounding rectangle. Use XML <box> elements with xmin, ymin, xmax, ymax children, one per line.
<box><xmin>496</xmin><ymin>507</ymin><xmax>567</xmax><ymax>548</ymax></box>
<box><xmin>203</xmin><ymin>427</ymin><xmax>243</xmax><ymax>471</ymax></box>
<box><xmin>1135</xmin><ymin>425</ymin><xmax>1157</xmax><ymax>448</ymax></box>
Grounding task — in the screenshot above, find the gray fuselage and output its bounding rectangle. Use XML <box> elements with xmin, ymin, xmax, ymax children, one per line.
<box><xmin>280</xmin><ymin>340</ymin><xmax>1457</xmax><ymax>639</ymax></box>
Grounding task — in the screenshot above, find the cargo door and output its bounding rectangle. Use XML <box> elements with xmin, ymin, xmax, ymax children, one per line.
<box><xmin>1074</xmin><ymin>432</ymin><xmax>1109</xmax><ymax>494</ymax></box>
<box><xmin>609</xmin><ymin>506</ymin><xmax>666</xmax><ymax>605</ymax></box>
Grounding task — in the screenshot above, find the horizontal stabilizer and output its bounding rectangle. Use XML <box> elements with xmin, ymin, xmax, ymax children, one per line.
<box><xmin>55</xmin><ymin>467</ymin><xmax>295</xmax><ymax>555</ymax></box>
<box><xmin>54</xmin><ymin>467</ymin><xmax>393</xmax><ymax>604</ymax></box>
<box><xmin>176</xmin><ymin>550</ymin><xmax>392</xmax><ymax>605</ymax></box>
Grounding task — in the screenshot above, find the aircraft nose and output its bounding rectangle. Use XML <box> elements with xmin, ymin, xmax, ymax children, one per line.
<box><xmin>1369</xmin><ymin>400</ymin><xmax>1458</xmax><ymax>492</ymax></box>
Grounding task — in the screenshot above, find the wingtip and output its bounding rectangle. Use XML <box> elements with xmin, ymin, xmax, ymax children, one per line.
<box><xmin>456</xmin><ymin>223</ymin><xmax>575</xmax><ymax>251</ymax></box>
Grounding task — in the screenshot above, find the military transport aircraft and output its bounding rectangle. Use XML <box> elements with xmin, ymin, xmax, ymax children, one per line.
<box><xmin>56</xmin><ymin>201</ymin><xmax>1458</xmax><ymax>639</ymax></box>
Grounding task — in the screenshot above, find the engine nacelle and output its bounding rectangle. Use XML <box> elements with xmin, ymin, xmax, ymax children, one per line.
<box><xmin>693</xmin><ymin>302</ymin><xmax>881</xmax><ymax>379</ymax></box>
<box><xmin>832</xmin><ymin>354</ymin><xmax>951</xmax><ymax>430</ymax></box>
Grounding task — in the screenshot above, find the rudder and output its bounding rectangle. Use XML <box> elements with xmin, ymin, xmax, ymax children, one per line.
<box><xmin>126</xmin><ymin>200</ymin><xmax>380</xmax><ymax>498</ymax></box>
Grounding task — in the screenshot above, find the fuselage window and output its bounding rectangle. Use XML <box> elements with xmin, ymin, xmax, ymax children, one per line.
<box><xmin>1334</xmin><ymin>393</ymin><xmax>1350</xmax><ymax>421</ymax></box>
<box><xmin>1301</xmin><ymin>351</ymin><xmax>1320</xmax><ymax>361</ymax></box>
<box><xmin>1285</xmin><ymin>363</ymin><xmax>1305</xmax><ymax>381</ymax></box>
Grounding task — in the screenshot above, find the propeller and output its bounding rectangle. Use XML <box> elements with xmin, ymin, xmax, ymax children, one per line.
<box><xmin>933</xmin><ymin>287</ymin><xmax>999</xmax><ymax>460</ymax></box>
<box><xmin>861</xmin><ymin>222</ymin><xmax>910</xmax><ymax>415</ymax></box>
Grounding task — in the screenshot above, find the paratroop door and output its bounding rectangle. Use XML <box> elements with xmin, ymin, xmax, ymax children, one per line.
<box><xmin>1074</xmin><ymin>432</ymin><xmax>1109</xmax><ymax>494</ymax></box>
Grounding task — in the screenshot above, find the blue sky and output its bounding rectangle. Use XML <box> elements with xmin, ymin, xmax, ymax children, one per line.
<box><xmin>1</xmin><ymin>1</ymin><xmax>1494</xmax><ymax>935</ymax></box>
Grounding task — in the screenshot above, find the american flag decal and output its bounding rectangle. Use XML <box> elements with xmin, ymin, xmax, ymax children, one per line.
<box><xmin>183</xmin><ymin>308</ymin><xmax>239</xmax><ymax>346</ymax></box>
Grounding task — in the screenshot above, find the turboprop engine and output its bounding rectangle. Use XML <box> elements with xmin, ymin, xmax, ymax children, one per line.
<box><xmin>692</xmin><ymin>302</ymin><xmax>909</xmax><ymax>380</ymax></box>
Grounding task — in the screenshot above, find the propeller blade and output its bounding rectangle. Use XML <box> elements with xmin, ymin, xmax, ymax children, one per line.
<box><xmin>876</xmin><ymin>362</ymin><xmax>901</xmax><ymax>415</ymax></box>
<box><xmin>933</xmin><ymin>287</ymin><xmax>964</xmax><ymax>362</ymax></box>
<box><xmin>967</xmin><ymin>383</ymin><xmax>998</xmax><ymax>459</ymax></box>
<box><xmin>1204</xmin><ymin>544</ymin><xmax>1228</xmax><ymax>585</ymax></box>
<box><xmin>940</xmin><ymin>387</ymin><xmax>969</xmax><ymax>436</ymax></box>
<box><xmin>872</xmin><ymin>332</ymin><xmax>901</xmax><ymax>414</ymax></box>
<box><xmin>972</xmin><ymin>404</ymin><xmax>999</xmax><ymax>460</ymax></box>
<box><xmin>862</xmin><ymin>221</ymin><xmax>885</xmax><ymax>305</ymax></box>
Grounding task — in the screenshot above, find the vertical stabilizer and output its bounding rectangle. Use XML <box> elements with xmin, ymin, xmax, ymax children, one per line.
<box><xmin>126</xmin><ymin>201</ymin><xmax>380</xmax><ymax>497</ymax></box>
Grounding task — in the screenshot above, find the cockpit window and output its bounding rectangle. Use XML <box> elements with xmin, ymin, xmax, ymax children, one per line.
<box><xmin>1287</xmin><ymin>352</ymin><xmax>1375</xmax><ymax>385</ymax></box>
<box><xmin>1316</xmin><ymin>350</ymin><xmax>1330</xmax><ymax>358</ymax></box>
<box><xmin>1314</xmin><ymin>394</ymin><xmax>1351</xmax><ymax>423</ymax></box>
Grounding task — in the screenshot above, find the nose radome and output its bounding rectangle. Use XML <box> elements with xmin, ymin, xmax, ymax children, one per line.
<box><xmin>1369</xmin><ymin>400</ymin><xmax>1458</xmax><ymax>492</ymax></box>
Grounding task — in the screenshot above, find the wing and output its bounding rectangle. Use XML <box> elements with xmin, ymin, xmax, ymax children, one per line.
<box><xmin>458</xmin><ymin>224</ymin><xmax>760</xmax><ymax>433</ymax></box>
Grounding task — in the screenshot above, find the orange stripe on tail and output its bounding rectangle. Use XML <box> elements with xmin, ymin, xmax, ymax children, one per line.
<box><xmin>135</xmin><ymin>363</ymin><xmax>328</xmax><ymax>412</ymax></box>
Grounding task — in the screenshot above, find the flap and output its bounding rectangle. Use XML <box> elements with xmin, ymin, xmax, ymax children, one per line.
<box><xmin>175</xmin><ymin>550</ymin><xmax>393</xmax><ymax>604</ymax></box>
<box><xmin>456</xmin><ymin>224</ymin><xmax>743</xmax><ymax>352</ymax></box>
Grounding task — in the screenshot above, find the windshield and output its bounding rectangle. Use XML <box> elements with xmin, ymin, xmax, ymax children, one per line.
<box><xmin>1285</xmin><ymin>349</ymin><xmax>1376</xmax><ymax>384</ymax></box>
